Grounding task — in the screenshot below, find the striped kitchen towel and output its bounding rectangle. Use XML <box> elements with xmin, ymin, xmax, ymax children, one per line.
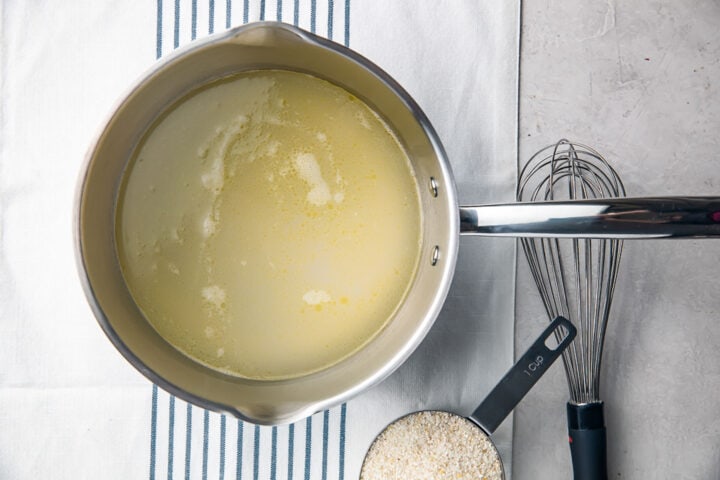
<box><xmin>150</xmin><ymin>389</ymin><xmax>348</xmax><ymax>480</ymax></box>
<box><xmin>0</xmin><ymin>1</ymin><xmax>519</xmax><ymax>478</ymax></box>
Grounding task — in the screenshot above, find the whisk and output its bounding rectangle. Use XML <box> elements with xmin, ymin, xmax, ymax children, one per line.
<box><xmin>459</xmin><ymin>139</ymin><xmax>720</xmax><ymax>477</ymax></box>
<box><xmin>517</xmin><ymin>140</ymin><xmax>625</xmax><ymax>480</ymax></box>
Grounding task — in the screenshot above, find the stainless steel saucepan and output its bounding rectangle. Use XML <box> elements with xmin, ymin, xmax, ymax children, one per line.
<box><xmin>75</xmin><ymin>22</ymin><xmax>720</xmax><ymax>425</ymax></box>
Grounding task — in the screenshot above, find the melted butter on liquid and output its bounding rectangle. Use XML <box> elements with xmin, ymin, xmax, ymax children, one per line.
<box><xmin>116</xmin><ymin>70</ymin><xmax>422</xmax><ymax>380</ymax></box>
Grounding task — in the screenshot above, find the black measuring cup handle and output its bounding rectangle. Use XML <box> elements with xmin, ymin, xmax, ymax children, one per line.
<box><xmin>469</xmin><ymin>316</ymin><xmax>577</xmax><ymax>434</ymax></box>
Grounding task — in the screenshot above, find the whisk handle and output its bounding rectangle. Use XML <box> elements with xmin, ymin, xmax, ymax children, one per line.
<box><xmin>567</xmin><ymin>402</ymin><xmax>608</xmax><ymax>480</ymax></box>
<box><xmin>460</xmin><ymin>197</ymin><xmax>720</xmax><ymax>238</ymax></box>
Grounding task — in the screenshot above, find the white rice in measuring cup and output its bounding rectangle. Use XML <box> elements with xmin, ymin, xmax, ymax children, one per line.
<box><xmin>360</xmin><ymin>411</ymin><xmax>503</xmax><ymax>480</ymax></box>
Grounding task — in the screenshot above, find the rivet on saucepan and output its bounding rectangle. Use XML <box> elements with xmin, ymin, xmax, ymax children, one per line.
<box><xmin>429</xmin><ymin>177</ymin><xmax>439</xmax><ymax>197</ymax></box>
<box><xmin>431</xmin><ymin>245</ymin><xmax>440</xmax><ymax>266</ymax></box>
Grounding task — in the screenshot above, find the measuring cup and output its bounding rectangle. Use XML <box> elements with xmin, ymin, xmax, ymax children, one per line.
<box><xmin>360</xmin><ymin>316</ymin><xmax>576</xmax><ymax>480</ymax></box>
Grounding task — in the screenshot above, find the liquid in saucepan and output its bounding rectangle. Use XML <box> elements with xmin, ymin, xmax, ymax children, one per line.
<box><xmin>116</xmin><ymin>70</ymin><xmax>422</xmax><ymax>379</ymax></box>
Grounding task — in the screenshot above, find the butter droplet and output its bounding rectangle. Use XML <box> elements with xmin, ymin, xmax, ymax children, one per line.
<box><xmin>355</xmin><ymin>111</ymin><xmax>371</xmax><ymax>129</ymax></box>
<box><xmin>201</xmin><ymin>157</ymin><xmax>224</xmax><ymax>193</ymax></box>
<box><xmin>202</xmin><ymin>214</ymin><xmax>217</xmax><ymax>238</ymax></box>
<box><xmin>293</xmin><ymin>153</ymin><xmax>332</xmax><ymax>206</ymax></box>
<box><xmin>202</xmin><ymin>285</ymin><xmax>226</xmax><ymax>310</ymax></box>
<box><xmin>303</xmin><ymin>290</ymin><xmax>332</xmax><ymax>305</ymax></box>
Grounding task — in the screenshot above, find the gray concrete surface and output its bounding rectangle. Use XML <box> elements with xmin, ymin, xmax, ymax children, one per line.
<box><xmin>512</xmin><ymin>1</ymin><xmax>720</xmax><ymax>478</ymax></box>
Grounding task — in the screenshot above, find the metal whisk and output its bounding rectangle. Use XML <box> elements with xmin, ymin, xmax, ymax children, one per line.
<box><xmin>517</xmin><ymin>139</ymin><xmax>624</xmax><ymax>480</ymax></box>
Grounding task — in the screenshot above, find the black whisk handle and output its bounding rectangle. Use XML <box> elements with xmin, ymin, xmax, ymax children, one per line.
<box><xmin>567</xmin><ymin>402</ymin><xmax>608</xmax><ymax>480</ymax></box>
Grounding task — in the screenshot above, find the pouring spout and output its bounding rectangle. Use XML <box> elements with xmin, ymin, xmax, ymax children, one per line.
<box><xmin>226</xmin><ymin>21</ymin><xmax>314</xmax><ymax>47</ymax></box>
<box><xmin>459</xmin><ymin>197</ymin><xmax>720</xmax><ymax>239</ymax></box>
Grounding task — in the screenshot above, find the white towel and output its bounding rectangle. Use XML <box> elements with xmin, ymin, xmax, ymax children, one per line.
<box><xmin>0</xmin><ymin>1</ymin><xmax>519</xmax><ymax>478</ymax></box>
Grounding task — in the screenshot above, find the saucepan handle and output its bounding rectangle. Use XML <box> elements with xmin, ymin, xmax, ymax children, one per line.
<box><xmin>459</xmin><ymin>196</ymin><xmax>720</xmax><ymax>239</ymax></box>
<box><xmin>469</xmin><ymin>316</ymin><xmax>576</xmax><ymax>434</ymax></box>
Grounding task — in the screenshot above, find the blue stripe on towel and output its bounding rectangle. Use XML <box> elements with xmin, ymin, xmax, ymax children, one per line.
<box><xmin>156</xmin><ymin>0</ymin><xmax>163</xmax><ymax>58</ymax></box>
<box><xmin>209</xmin><ymin>0</ymin><xmax>215</xmax><ymax>33</ymax></box>
<box><xmin>243</xmin><ymin>0</ymin><xmax>249</xmax><ymax>23</ymax></box>
<box><xmin>339</xmin><ymin>404</ymin><xmax>347</xmax><ymax>480</ymax></box>
<box><xmin>226</xmin><ymin>0</ymin><xmax>232</xmax><ymax>28</ymax></box>
<box><xmin>220</xmin><ymin>415</ymin><xmax>227</xmax><ymax>480</ymax></box>
<box><xmin>327</xmin><ymin>0</ymin><xmax>334</xmax><ymax>40</ymax></box>
<box><xmin>152</xmin><ymin>5</ymin><xmax>163</xmax><ymax>475</ymax></box>
<box><xmin>168</xmin><ymin>396</ymin><xmax>176</xmax><ymax>480</ymax></box>
<box><xmin>344</xmin><ymin>0</ymin><xmax>349</xmax><ymax>46</ymax></box>
<box><xmin>174</xmin><ymin>0</ymin><xmax>180</xmax><ymax>48</ymax></box>
<box><xmin>150</xmin><ymin>385</ymin><xmax>158</xmax><ymax>480</ymax></box>
<box><xmin>185</xmin><ymin>404</ymin><xmax>193</xmax><ymax>480</ymax></box>
<box><xmin>202</xmin><ymin>409</ymin><xmax>210</xmax><ymax>480</ymax></box>
<box><xmin>304</xmin><ymin>417</ymin><xmax>312</xmax><ymax>480</ymax></box>
<box><xmin>294</xmin><ymin>0</ymin><xmax>299</xmax><ymax>26</ymax></box>
<box><xmin>321</xmin><ymin>411</ymin><xmax>329</xmax><ymax>480</ymax></box>
<box><xmin>288</xmin><ymin>423</ymin><xmax>295</xmax><ymax>480</ymax></box>
<box><xmin>253</xmin><ymin>425</ymin><xmax>260</xmax><ymax>480</ymax></box>
<box><xmin>270</xmin><ymin>426</ymin><xmax>278</xmax><ymax>480</ymax></box>
<box><xmin>260</xmin><ymin>0</ymin><xmax>266</xmax><ymax>20</ymax></box>
<box><xmin>191</xmin><ymin>0</ymin><xmax>198</xmax><ymax>39</ymax></box>
<box><xmin>310</xmin><ymin>0</ymin><xmax>316</xmax><ymax>32</ymax></box>
<box><xmin>277</xmin><ymin>0</ymin><xmax>282</xmax><ymax>21</ymax></box>
<box><xmin>236</xmin><ymin>420</ymin><xmax>244</xmax><ymax>480</ymax></box>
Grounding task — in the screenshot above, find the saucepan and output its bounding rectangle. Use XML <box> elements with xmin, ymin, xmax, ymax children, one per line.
<box><xmin>75</xmin><ymin>21</ymin><xmax>720</xmax><ymax>425</ymax></box>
